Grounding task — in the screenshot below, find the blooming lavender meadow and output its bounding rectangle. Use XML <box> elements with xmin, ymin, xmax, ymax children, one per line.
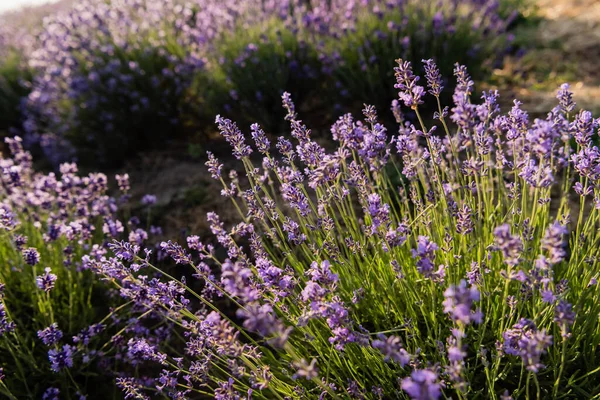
<box><xmin>3</xmin><ymin>59</ymin><xmax>598</xmax><ymax>398</ymax></box>
<box><xmin>2</xmin><ymin>0</ymin><xmax>600</xmax><ymax>398</ymax></box>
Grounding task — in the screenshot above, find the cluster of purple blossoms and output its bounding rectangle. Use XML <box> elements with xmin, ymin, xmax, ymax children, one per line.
<box><xmin>366</xmin><ymin>193</ymin><xmax>391</xmax><ymax>233</ymax></box>
<box><xmin>493</xmin><ymin>225</ymin><xmax>524</xmax><ymax>267</ymax></box>
<box><xmin>443</xmin><ymin>280</ymin><xmax>482</xmax><ymax>325</ymax></box>
<box><xmin>455</xmin><ymin>205</ymin><xmax>474</xmax><ymax>235</ymax></box>
<box><xmin>412</xmin><ymin>236</ymin><xmax>439</xmax><ymax>278</ymax></box>
<box><xmin>141</xmin><ymin>194</ymin><xmax>157</xmax><ymax>206</ymax></box>
<box><xmin>502</xmin><ymin>319</ymin><xmax>553</xmax><ymax>373</ymax></box>
<box><xmin>0</xmin><ymin>286</ymin><xmax>15</xmax><ymax>336</ymax></box>
<box><xmin>401</xmin><ymin>369</ymin><xmax>444</xmax><ymax>400</ymax></box>
<box><xmin>541</xmin><ymin>222</ymin><xmax>568</xmax><ymax>264</ymax></box>
<box><xmin>372</xmin><ymin>334</ymin><xmax>411</xmax><ymax>366</ymax></box>
<box><xmin>216</xmin><ymin>115</ymin><xmax>253</xmax><ymax>159</ymax></box>
<box><xmin>36</xmin><ymin>268</ymin><xmax>57</xmax><ymax>292</ymax></box>
<box><xmin>48</xmin><ymin>344</ymin><xmax>75</xmax><ymax>372</ymax></box>
<box><xmin>0</xmin><ymin>135</ymin><xmax>169</xmax><ymax>397</ymax></box>
<box><xmin>11</xmin><ymin>0</ymin><xmax>514</xmax><ymax>164</ymax></box>
<box><xmin>422</xmin><ymin>58</ymin><xmax>444</xmax><ymax>97</ymax></box>
<box><xmin>37</xmin><ymin>323</ymin><xmax>63</xmax><ymax>346</ymax></box>
<box><xmin>22</xmin><ymin>247</ymin><xmax>40</xmax><ymax>266</ymax></box>
<box><xmin>394</xmin><ymin>60</ymin><xmax>425</xmax><ymax>109</ymax></box>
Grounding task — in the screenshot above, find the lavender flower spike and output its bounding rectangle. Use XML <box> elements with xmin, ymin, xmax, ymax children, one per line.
<box><xmin>394</xmin><ymin>59</ymin><xmax>425</xmax><ymax>109</ymax></box>
<box><xmin>443</xmin><ymin>280</ymin><xmax>482</xmax><ymax>325</ymax></box>
<box><xmin>422</xmin><ymin>59</ymin><xmax>444</xmax><ymax>97</ymax></box>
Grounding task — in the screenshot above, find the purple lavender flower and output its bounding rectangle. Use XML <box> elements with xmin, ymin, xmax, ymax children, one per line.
<box><xmin>573</xmin><ymin>110</ymin><xmax>598</xmax><ymax>147</ymax></box>
<box><xmin>394</xmin><ymin>59</ymin><xmax>424</xmax><ymax>109</ymax></box>
<box><xmin>366</xmin><ymin>193</ymin><xmax>390</xmax><ymax>233</ymax></box>
<box><xmin>206</xmin><ymin>152</ymin><xmax>223</xmax><ymax>180</ymax></box>
<box><xmin>117</xmin><ymin>377</ymin><xmax>149</xmax><ymax>400</ymax></box>
<box><xmin>422</xmin><ymin>59</ymin><xmax>443</xmax><ymax>97</ymax></box>
<box><xmin>466</xmin><ymin>262</ymin><xmax>482</xmax><ymax>285</ymax></box>
<box><xmin>412</xmin><ymin>236</ymin><xmax>439</xmax><ymax>277</ymax></box>
<box><xmin>281</xmin><ymin>183</ymin><xmax>311</xmax><ymax>216</ymax></box>
<box><xmin>236</xmin><ymin>303</ymin><xmax>288</xmax><ymax>341</ymax></box>
<box><xmin>48</xmin><ymin>344</ymin><xmax>75</xmax><ymax>372</ymax></box>
<box><xmin>503</xmin><ymin>319</ymin><xmax>552</xmax><ymax>373</ymax></box>
<box><xmin>572</xmin><ymin>146</ymin><xmax>600</xmax><ymax>181</ymax></box>
<box><xmin>115</xmin><ymin>174</ymin><xmax>130</xmax><ymax>193</ymax></box>
<box><xmin>22</xmin><ymin>247</ymin><xmax>40</xmax><ymax>266</ymax></box>
<box><xmin>454</xmin><ymin>63</ymin><xmax>474</xmax><ymax>97</ymax></box>
<box><xmin>372</xmin><ymin>334</ymin><xmax>410</xmax><ymax>366</ymax></box>
<box><xmin>0</xmin><ymin>204</ymin><xmax>17</xmax><ymax>231</ymax></box>
<box><xmin>282</xmin><ymin>92</ymin><xmax>297</xmax><ymax>121</ymax></box>
<box><xmin>221</xmin><ymin>259</ymin><xmax>259</xmax><ymax>302</ymax></box>
<box><xmin>42</xmin><ymin>387</ymin><xmax>60</xmax><ymax>400</ymax></box>
<box><xmin>451</xmin><ymin>64</ymin><xmax>476</xmax><ymax>132</ymax></box>
<box><xmin>141</xmin><ymin>194</ymin><xmax>157</xmax><ymax>206</ymax></box>
<box><xmin>541</xmin><ymin>222</ymin><xmax>568</xmax><ymax>264</ymax></box>
<box><xmin>401</xmin><ymin>369</ymin><xmax>443</xmax><ymax>400</ymax></box>
<box><xmin>0</xmin><ymin>300</ymin><xmax>15</xmax><ymax>335</ymax></box>
<box><xmin>456</xmin><ymin>205</ymin><xmax>474</xmax><ymax>235</ymax></box>
<box><xmin>276</xmin><ymin>137</ymin><xmax>295</xmax><ymax>162</ymax></box>
<box><xmin>554</xmin><ymin>300</ymin><xmax>576</xmax><ymax>338</ymax></box>
<box><xmin>73</xmin><ymin>323</ymin><xmax>105</xmax><ymax>345</ymax></box>
<box><xmin>37</xmin><ymin>323</ymin><xmax>63</xmax><ymax>346</ymax></box>
<box><xmin>250</xmin><ymin>123</ymin><xmax>270</xmax><ymax>153</ymax></box>
<box><xmin>160</xmin><ymin>241</ymin><xmax>193</xmax><ymax>265</ymax></box>
<box><xmin>215</xmin><ymin>378</ymin><xmax>240</xmax><ymax>399</ymax></box>
<box><xmin>36</xmin><ymin>267</ymin><xmax>57</xmax><ymax>292</ymax></box>
<box><xmin>13</xmin><ymin>234</ymin><xmax>27</xmax><ymax>250</ymax></box>
<box><xmin>307</xmin><ymin>260</ymin><xmax>338</xmax><ymax>286</ymax></box>
<box><xmin>557</xmin><ymin>83</ymin><xmax>575</xmax><ymax>114</ymax></box>
<box><xmin>292</xmin><ymin>358</ymin><xmax>319</xmax><ymax>380</ymax></box>
<box><xmin>443</xmin><ymin>280</ymin><xmax>482</xmax><ymax>325</ymax></box>
<box><xmin>493</xmin><ymin>225</ymin><xmax>523</xmax><ymax>267</ymax></box>
<box><xmin>216</xmin><ymin>115</ymin><xmax>252</xmax><ymax>159</ymax></box>
<box><xmin>127</xmin><ymin>338</ymin><xmax>166</xmax><ymax>365</ymax></box>
<box><xmin>282</xmin><ymin>217</ymin><xmax>306</xmax><ymax>245</ymax></box>
<box><xmin>108</xmin><ymin>241</ymin><xmax>140</xmax><ymax>262</ymax></box>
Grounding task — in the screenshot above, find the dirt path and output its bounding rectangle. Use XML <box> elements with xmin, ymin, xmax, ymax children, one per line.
<box><xmin>492</xmin><ymin>0</ymin><xmax>600</xmax><ymax>114</ymax></box>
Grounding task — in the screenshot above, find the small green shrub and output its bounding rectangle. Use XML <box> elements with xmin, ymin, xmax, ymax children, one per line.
<box><xmin>188</xmin><ymin>17</ymin><xmax>323</xmax><ymax>136</ymax></box>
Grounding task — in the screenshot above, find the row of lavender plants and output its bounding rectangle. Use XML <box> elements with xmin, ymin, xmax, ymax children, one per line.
<box><xmin>0</xmin><ymin>0</ymin><xmax>518</xmax><ymax>166</ymax></box>
<box><xmin>3</xmin><ymin>59</ymin><xmax>600</xmax><ymax>398</ymax></box>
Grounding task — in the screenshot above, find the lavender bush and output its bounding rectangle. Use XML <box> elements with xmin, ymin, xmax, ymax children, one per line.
<box><xmin>0</xmin><ymin>137</ymin><xmax>169</xmax><ymax>398</ymax></box>
<box><xmin>22</xmin><ymin>0</ymin><xmax>208</xmax><ymax>165</ymax></box>
<box><xmin>72</xmin><ymin>60</ymin><xmax>600</xmax><ymax>399</ymax></box>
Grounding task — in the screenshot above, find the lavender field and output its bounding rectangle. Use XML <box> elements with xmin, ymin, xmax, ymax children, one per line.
<box><xmin>1</xmin><ymin>0</ymin><xmax>600</xmax><ymax>399</ymax></box>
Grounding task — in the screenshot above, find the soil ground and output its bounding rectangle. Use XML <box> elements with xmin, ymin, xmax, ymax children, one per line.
<box><xmin>490</xmin><ymin>0</ymin><xmax>600</xmax><ymax>114</ymax></box>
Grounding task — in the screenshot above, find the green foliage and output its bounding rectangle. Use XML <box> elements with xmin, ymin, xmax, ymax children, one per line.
<box><xmin>0</xmin><ymin>50</ymin><xmax>32</xmax><ymax>138</ymax></box>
